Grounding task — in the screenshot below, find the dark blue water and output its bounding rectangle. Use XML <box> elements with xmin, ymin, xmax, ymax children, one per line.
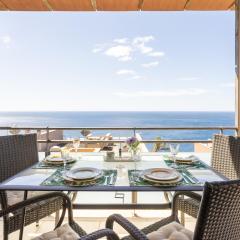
<box><xmin>0</xmin><ymin>111</ymin><xmax>235</xmax><ymax>151</ymax></box>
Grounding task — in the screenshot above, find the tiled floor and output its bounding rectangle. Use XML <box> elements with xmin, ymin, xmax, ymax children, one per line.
<box><xmin>0</xmin><ymin>210</ymin><xmax>196</xmax><ymax>239</ymax></box>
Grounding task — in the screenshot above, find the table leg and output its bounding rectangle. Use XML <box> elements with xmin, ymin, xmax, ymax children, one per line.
<box><xmin>132</xmin><ymin>192</ymin><xmax>139</xmax><ymax>217</ymax></box>
<box><xmin>19</xmin><ymin>191</ymin><xmax>28</xmax><ymax>240</ymax></box>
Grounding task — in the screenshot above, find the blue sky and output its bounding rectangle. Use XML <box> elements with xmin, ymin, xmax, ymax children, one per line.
<box><xmin>0</xmin><ymin>11</ymin><xmax>235</xmax><ymax>111</ymax></box>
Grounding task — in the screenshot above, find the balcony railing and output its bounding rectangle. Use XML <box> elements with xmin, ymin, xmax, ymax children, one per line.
<box><xmin>0</xmin><ymin>126</ymin><xmax>237</xmax><ymax>144</ymax></box>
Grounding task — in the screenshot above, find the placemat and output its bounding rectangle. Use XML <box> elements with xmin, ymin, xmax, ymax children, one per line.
<box><xmin>41</xmin><ymin>169</ymin><xmax>117</xmax><ymax>187</ymax></box>
<box><xmin>164</xmin><ymin>158</ymin><xmax>207</xmax><ymax>169</ymax></box>
<box><xmin>33</xmin><ymin>161</ymin><xmax>76</xmax><ymax>169</ymax></box>
<box><xmin>128</xmin><ymin>170</ymin><xmax>203</xmax><ymax>187</ymax></box>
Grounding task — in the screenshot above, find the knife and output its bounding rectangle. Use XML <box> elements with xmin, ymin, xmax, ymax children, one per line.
<box><xmin>109</xmin><ymin>173</ymin><xmax>115</xmax><ymax>185</ymax></box>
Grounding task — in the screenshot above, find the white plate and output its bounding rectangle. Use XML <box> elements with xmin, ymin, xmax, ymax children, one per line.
<box><xmin>140</xmin><ymin>174</ymin><xmax>182</xmax><ymax>185</ymax></box>
<box><xmin>62</xmin><ymin>173</ymin><xmax>102</xmax><ymax>186</ymax></box>
<box><xmin>142</xmin><ymin>168</ymin><xmax>180</xmax><ymax>181</ymax></box>
<box><xmin>63</xmin><ymin>172</ymin><xmax>102</xmax><ymax>183</ymax></box>
<box><xmin>175</xmin><ymin>155</ymin><xmax>198</xmax><ymax>163</ymax></box>
<box><xmin>66</xmin><ymin>167</ymin><xmax>102</xmax><ymax>180</ymax></box>
<box><xmin>44</xmin><ymin>156</ymin><xmax>75</xmax><ymax>165</ymax></box>
<box><xmin>45</xmin><ymin>156</ymin><xmax>64</xmax><ymax>162</ymax></box>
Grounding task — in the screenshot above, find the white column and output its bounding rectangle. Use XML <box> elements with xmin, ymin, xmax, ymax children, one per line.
<box><xmin>236</xmin><ymin>0</ymin><xmax>240</xmax><ymax>135</ymax></box>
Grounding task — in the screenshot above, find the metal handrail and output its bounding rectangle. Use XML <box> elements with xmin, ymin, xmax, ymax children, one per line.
<box><xmin>0</xmin><ymin>125</ymin><xmax>237</xmax><ymax>144</ymax></box>
<box><xmin>37</xmin><ymin>139</ymin><xmax>212</xmax><ymax>143</ymax></box>
<box><xmin>0</xmin><ymin>126</ymin><xmax>237</xmax><ymax>130</ymax></box>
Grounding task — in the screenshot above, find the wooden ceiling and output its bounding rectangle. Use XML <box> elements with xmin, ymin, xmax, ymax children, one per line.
<box><xmin>0</xmin><ymin>0</ymin><xmax>236</xmax><ymax>11</ymax></box>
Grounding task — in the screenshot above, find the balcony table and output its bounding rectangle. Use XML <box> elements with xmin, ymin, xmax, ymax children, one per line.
<box><xmin>0</xmin><ymin>152</ymin><xmax>227</xmax><ymax>210</ymax></box>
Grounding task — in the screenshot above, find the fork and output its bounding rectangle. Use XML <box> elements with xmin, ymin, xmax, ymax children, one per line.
<box><xmin>104</xmin><ymin>175</ymin><xmax>109</xmax><ymax>185</ymax></box>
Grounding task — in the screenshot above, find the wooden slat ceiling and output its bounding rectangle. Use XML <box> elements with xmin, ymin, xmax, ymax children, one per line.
<box><xmin>186</xmin><ymin>0</ymin><xmax>235</xmax><ymax>10</ymax></box>
<box><xmin>48</xmin><ymin>0</ymin><xmax>94</xmax><ymax>11</ymax></box>
<box><xmin>142</xmin><ymin>0</ymin><xmax>187</xmax><ymax>11</ymax></box>
<box><xmin>97</xmin><ymin>0</ymin><xmax>140</xmax><ymax>11</ymax></box>
<box><xmin>0</xmin><ymin>0</ymin><xmax>236</xmax><ymax>11</ymax></box>
<box><xmin>0</xmin><ymin>1</ymin><xmax>7</xmax><ymax>10</ymax></box>
<box><xmin>1</xmin><ymin>0</ymin><xmax>49</xmax><ymax>10</ymax></box>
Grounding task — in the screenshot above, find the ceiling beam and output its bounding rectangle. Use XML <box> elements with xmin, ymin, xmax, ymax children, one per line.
<box><xmin>42</xmin><ymin>0</ymin><xmax>53</xmax><ymax>10</ymax></box>
<box><xmin>91</xmin><ymin>0</ymin><xmax>97</xmax><ymax>10</ymax></box>
<box><xmin>138</xmin><ymin>0</ymin><xmax>144</xmax><ymax>10</ymax></box>
<box><xmin>228</xmin><ymin>0</ymin><xmax>236</xmax><ymax>9</ymax></box>
<box><xmin>184</xmin><ymin>0</ymin><xmax>191</xmax><ymax>10</ymax></box>
<box><xmin>0</xmin><ymin>0</ymin><xmax>8</xmax><ymax>10</ymax></box>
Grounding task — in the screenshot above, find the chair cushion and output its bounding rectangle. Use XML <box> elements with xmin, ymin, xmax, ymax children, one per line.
<box><xmin>32</xmin><ymin>223</ymin><xmax>80</xmax><ymax>240</ymax></box>
<box><xmin>147</xmin><ymin>221</ymin><xmax>193</xmax><ymax>240</ymax></box>
<box><xmin>6</xmin><ymin>191</ymin><xmax>51</xmax><ymax>206</ymax></box>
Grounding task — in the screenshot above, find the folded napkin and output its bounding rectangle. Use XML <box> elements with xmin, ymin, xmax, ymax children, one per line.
<box><xmin>188</xmin><ymin>169</ymin><xmax>225</xmax><ymax>182</ymax></box>
<box><xmin>5</xmin><ymin>173</ymin><xmax>52</xmax><ymax>186</ymax></box>
<box><xmin>175</xmin><ymin>155</ymin><xmax>199</xmax><ymax>161</ymax></box>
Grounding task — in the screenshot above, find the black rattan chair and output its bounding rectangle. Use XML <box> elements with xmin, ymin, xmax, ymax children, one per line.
<box><xmin>0</xmin><ymin>192</ymin><xmax>119</xmax><ymax>240</ymax></box>
<box><xmin>106</xmin><ymin>180</ymin><xmax>240</xmax><ymax>240</ymax></box>
<box><xmin>0</xmin><ymin>134</ymin><xmax>67</xmax><ymax>240</ymax></box>
<box><xmin>174</xmin><ymin>134</ymin><xmax>240</xmax><ymax>221</ymax></box>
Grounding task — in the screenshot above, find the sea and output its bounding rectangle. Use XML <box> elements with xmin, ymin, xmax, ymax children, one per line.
<box><xmin>0</xmin><ymin>111</ymin><xmax>235</xmax><ymax>152</ymax></box>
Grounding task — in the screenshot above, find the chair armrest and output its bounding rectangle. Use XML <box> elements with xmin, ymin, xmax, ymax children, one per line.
<box><xmin>106</xmin><ymin>214</ymin><xmax>148</xmax><ymax>240</ymax></box>
<box><xmin>0</xmin><ymin>192</ymin><xmax>71</xmax><ymax>218</ymax></box>
<box><xmin>173</xmin><ymin>191</ymin><xmax>202</xmax><ymax>201</ymax></box>
<box><xmin>80</xmin><ymin>229</ymin><xmax>119</xmax><ymax>240</ymax></box>
<box><xmin>171</xmin><ymin>191</ymin><xmax>202</xmax><ymax>217</ymax></box>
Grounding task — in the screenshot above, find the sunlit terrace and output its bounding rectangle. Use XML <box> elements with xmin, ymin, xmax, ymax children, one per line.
<box><xmin>0</xmin><ymin>0</ymin><xmax>240</xmax><ymax>240</ymax></box>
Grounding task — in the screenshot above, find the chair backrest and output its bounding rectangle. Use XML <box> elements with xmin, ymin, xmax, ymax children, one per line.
<box><xmin>193</xmin><ymin>180</ymin><xmax>240</xmax><ymax>240</ymax></box>
<box><xmin>0</xmin><ymin>134</ymin><xmax>39</xmax><ymax>183</ymax></box>
<box><xmin>211</xmin><ymin>134</ymin><xmax>240</xmax><ymax>180</ymax></box>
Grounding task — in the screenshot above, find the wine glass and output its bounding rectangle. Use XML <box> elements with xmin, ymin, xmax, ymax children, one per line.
<box><xmin>72</xmin><ymin>138</ymin><xmax>80</xmax><ymax>153</ymax></box>
<box><xmin>61</xmin><ymin>148</ymin><xmax>69</xmax><ymax>173</ymax></box>
<box><xmin>169</xmin><ymin>144</ymin><xmax>180</xmax><ymax>162</ymax></box>
<box><xmin>131</xmin><ymin>149</ymin><xmax>140</xmax><ymax>180</ymax></box>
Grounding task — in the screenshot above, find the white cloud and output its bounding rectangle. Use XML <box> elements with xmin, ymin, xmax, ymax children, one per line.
<box><xmin>116</xmin><ymin>70</ymin><xmax>143</xmax><ymax>80</ymax></box>
<box><xmin>142</xmin><ymin>61</ymin><xmax>159</xmax><ymax>68</ymax></box>
<box><xmin>130</xmin><ymin>75</ymin><xmax>142</xmax><ymax>80</ymax></box>
<box><xmin>113</xmin><ymin>38</ymin><xmax>128</xmax><ymax>44</ymax></box>
<box><xmin>148</xmin><ymin>51</ymin><xmax>165</xmax><ymax>57</ymax></box>
<box><xmin>140</xmin><ymin>46</ymin><xmax>153</xmax><ymax>54</ymax></box>
<box><xmin>92</xmin><ymin>48</ymin><xmax>103</xmax><ymax>53</ymax></box>
<box><xmin>92</xmin><ymin>43</ymin><xmax>110</xmax><ymax>53</ymax></box>
<box><xmin>115</xmin><ymin>88</ymin><xmax>207</xmax><ymax>97</ymax></box>
<box><xmin>132</xmin><ymin>36</ymin><xmax>154</xmax><ymax>45</ymax></box>
<box><xmin>0</xmin><ymin>35</ymin><xmax>11</xmax><ymax>45</ymax></box>
<box><xmin>105</xmin><ymin>45</ymin><xmax>132</xmax><ymax>61</ymax></box>
<box><xmin>95</xmin><ymin>35</ymin><xmax>165</xmax><ymax>62</ymax></box>
<box><xmin>132</xmin><ymin>36</ymin><xmax>154</xmax><ymax>54</ymax></box>
<box><xmin>220</xmin><ymin>82</ymin><xmax>234</xmax><ymax>88</ymax></box>
<box><xmin>119</xmin><ymin>56</ymin><xmax>132</xmax><ymax>61</ymax></box>
<box><xmin>116</xmin><ymin>69</ymin><xmax>135</xmax><ymax>75</ymax></box>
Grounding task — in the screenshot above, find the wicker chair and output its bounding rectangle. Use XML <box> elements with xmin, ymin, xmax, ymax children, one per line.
<box><xmin>106</xmin><ymin>180</ymin><xmax>240</xmax><ymax>240</ymax></box>
<box><xmin>0</xmin><ymin>192</ymin><xmax>119</xmax><ymax>240</ymax></box>
<box><xmin>0</xmin><ymin>134</ymin><xmax>67</xmax><ymax>240</ymax></box>
<box><xmin>175</xmin><ymin>134</ymin><xmax>240</xmax><ymax>221</ymax></box>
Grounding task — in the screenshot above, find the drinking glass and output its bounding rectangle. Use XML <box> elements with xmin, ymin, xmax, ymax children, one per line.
<box><xmin>61</xmin><ymin>149</ymin><xmax>70</xmax><ymax>173</ymax></box>
<box><xmin>72</xmin><ymin>138</ymin><xmax>80</xmax><ymax>153</ymax></box>
<box><xmin>169</xmin><ymin>143</ymin><xmax>180</xmax><ymax>162</ymax></box>
<box><xmin>131</xmin><ymin>149</ymin><xmax>140</xmax><ymax>180</ymax></box>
